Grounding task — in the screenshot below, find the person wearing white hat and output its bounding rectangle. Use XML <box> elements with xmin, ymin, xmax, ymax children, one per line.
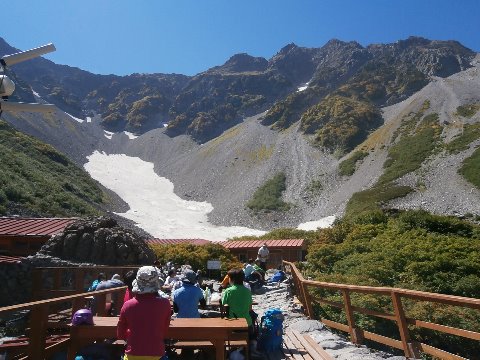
<box><xmin>117</xmin><ymin>266</ymin><xmax>171</xmax><ymax>360</ymax></box>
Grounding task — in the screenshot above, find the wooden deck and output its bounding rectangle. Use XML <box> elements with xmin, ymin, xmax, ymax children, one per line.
<box><xmin>1</xmin><ymin>265</ymin><xmax>479</xmax><ymax>359</ymax></box>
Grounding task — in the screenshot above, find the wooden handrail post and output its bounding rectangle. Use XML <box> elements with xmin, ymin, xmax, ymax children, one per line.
<box><xmin>28</xmin><ymin>304</ymin><xmax>49</xmax><ymax>359</ymax></box>
<box><xmin>342</xmin><ymin>289</ymin><xmax>362</xmax><ymax>345</ymax></box>
<box><xmin>294</xmin><ymin>273</ymin><xmax>304</xmax><ymax>305</ymax></box>
<box><xmin>75</xmin><ymin>268</ymin><xmax>85</xmax><ymax>293</ymax></box>
<box><xmin>31</xmin><ymin>269</ymin><xmax>42</xmax><ymax>300</ymax></box>
<box><xmin>301</xmin><ymin>282</ymin><xmax>314</xmax><ymax>319</ymax></box>
<box><xmin>53</xmin><ymin>268</ymin><xmax>62</xmax><ymax>290</ymax></box>
<box><xmin>96</xmin><ymin>293</ymin><xmax>107</xmax><ymax>316</ymax></box>
<box><xmin>391</xmin><ymin>291</ymin><xmax>420</xmax><ymax>358</ymax></box>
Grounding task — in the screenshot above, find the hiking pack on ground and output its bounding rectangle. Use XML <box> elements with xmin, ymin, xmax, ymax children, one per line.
<box><xmin>257</xmin><ymin>308</ymin><xmax>284</xmax><ymax>352</ymax></box>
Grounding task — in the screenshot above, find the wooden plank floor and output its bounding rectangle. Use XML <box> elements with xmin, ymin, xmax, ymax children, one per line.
<box><xmin>266</xmin><ymin>331</ymin><xmax>332</xmax><ymax>360</ymax></box>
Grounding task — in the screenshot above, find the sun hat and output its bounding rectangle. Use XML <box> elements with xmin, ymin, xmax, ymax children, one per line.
<box><xmin>182</xmin><ymin>269</ymin><xmax>197</xmax><ymax>284</ymax></box>
<box><xmin>111</xmin><ymin>274</ymin><xmax>121</xmax><ymax>281</ymax></box>
<box><xmin>132</xmin><ymin>266</ymin><xmax>160</xmax><ymax>294</ymax></box>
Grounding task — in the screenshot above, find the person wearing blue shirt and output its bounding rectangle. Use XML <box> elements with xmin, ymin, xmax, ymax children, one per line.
<box><xmin>87</xmin><ymin>273</ymin><xmax>106</xmax><ymax>291</ymax></box>
<box><xmin>172</xmin><ymin>269</ymin><xmax>206</xmax><ymax>318</ymax></box>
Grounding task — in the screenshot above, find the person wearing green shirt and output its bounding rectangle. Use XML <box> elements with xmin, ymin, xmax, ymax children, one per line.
<box><xmin>221</xmin><ymin>268</ymin><xmax>253</xmax><ymax>326</ymax></box>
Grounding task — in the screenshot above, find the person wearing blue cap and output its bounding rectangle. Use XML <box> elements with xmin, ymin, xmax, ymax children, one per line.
<box><xmin>172</xmin><ymin>269</ymin><xmax>206</xmax><ymax>318</ymax></box>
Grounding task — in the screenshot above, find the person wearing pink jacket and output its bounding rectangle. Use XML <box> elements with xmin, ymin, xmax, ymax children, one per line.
<box><xmin>117</xmin><ymin>266</ymin><xmax>171</xmax><ymax>360</ymax></box>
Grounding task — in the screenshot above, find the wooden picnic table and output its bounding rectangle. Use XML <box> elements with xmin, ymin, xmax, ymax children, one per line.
<box><xmin>67</xmin><ymin>316</ymin><xmax>248</xmax><ymax>360</ymax></box>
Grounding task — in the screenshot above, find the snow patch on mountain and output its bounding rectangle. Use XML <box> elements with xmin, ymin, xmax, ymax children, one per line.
<box><xmin>297</xmin><ymin>215</ymin><xmax>335</xmax><ymax>230</ymax></box>
<box><xmin>84</xmin><ymin>151</ymin><xmax>266</xmax><ymax>240</ymax></box>
<box><xmin>297</xmin><ymin>82</ymin><xmax>309</xmax><ymax>92</ymax></box>
<box><xmin>124</xmin><ymin>131</ymin><xmax>138</xmax><ymax>139</ymax></box>
<box><xmin>67</xmin><ymin>112</ymin><xmax>84</xmax><ymax>123</ymax></box>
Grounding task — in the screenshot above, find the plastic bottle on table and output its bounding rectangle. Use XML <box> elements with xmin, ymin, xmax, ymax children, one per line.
<box><xmin>204</xmin><ymin>287</ymin><xmax>211</xmax><ymax>305</ymax></box>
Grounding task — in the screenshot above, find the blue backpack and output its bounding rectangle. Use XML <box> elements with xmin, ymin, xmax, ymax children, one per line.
<box><xmin>268</xmin><ymin>270</ymin><xmax>286</xmax><ymax>283</ymax></box>
<box><xmin>258</xmin><ymin>308</ymin><xmax>284</xmax><ymax>351</ymax></box>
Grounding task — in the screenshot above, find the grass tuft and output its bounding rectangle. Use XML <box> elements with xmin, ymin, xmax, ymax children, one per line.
<box><xmin>459</xmin><ymin>147</ymin><xmax>480</xmax><ymax>189</ymax></box>
<box><xmin>339</xmin><ymin>151</ymin><xmax>369</xmax><ymax>176</ymax></box>
<box><xmin>247</xmin><ymin>173</ymin><xmax>291</xmax><ymax>212</ymax></box>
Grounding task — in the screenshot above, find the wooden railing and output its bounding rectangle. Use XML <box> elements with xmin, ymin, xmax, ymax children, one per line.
<box><xmin>283</xmin><ymin>260</ymin><xmax>480</xmax><ymax>360</ymax></box>
<box><xmin>32</xmin><ymin>266</ymin><xmax>138</xmax><ymax>300</ymax></box>
<box><xmin>0</xmin><ymin>286</ymin><xmax>127</xmax><ymax>359</ymax></box>
<box><xmin>1</xmin><ymin>266</ymin><xmax>137</xmax><ymax>359</ymax></box>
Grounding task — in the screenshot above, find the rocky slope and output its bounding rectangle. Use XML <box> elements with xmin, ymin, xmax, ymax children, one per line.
<box><xmin>1</xmin><ymin>37</ymin><xmax>479</xmax><ymax>231</ymax></box>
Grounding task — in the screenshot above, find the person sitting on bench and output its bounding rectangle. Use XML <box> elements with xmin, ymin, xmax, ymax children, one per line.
<box><xmin>172</xmin><ymin>269</ymin><xmax>206</xmax><ymax>318</ymax></box>
<box><xmin>117</xmin><ymin>266</ymin><xmax>171</xmax><ymax>360</ymax></box>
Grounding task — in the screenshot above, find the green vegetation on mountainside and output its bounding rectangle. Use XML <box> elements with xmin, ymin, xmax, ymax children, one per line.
<box><xmin>338</xmin><ymin>150</ymin><xmax>369</xmax><ymax>176</ymax></box>
<box><xmin>247</xmin><ymin>173</ymin><xmax>291</xmax><ymax>212</ymax></box>
<box><xmin>126</xmin><ymin>95</ymin><xmax>170</xmax><ymax>128</ymax></box>
<box><xmin>150</xmin><ymin>243</ymin><xmax>242</xmax><ymax>275</ymax></box>
<box><xmin>167</xmin><ymin>72</ymin><xmax>289</xmax><ymax>142</ymax></box>
<box><xmin>445</xmin><ymin>123</ymin><xmax>480</xmax><ymax>153</ymax></box>
<box><xmin>300</xmin><ymin>96</ymin><xmax>382</xmax><ymax>154</ymax></box>
<box><xmin>334</xmin><ymin>60</ymin><xmax>428</xmax><ymax>105</ymax></box>
<box><xmin>344</xmin><ymin>107</ymin><xmax>442</xmax><ymax>219</ymax></box>
<box><xmin>305</xmin><ymin>210</ymin><xmax>480</xmax><ymax>297</ymax></box>
<box><xmin>455</xmin><ymin>103</ymin><xmax>480</xmax><ymax>118</ymax></box>
<box><xmin>262</xmin><ymin>57</ymin><xmax>430</xmax><ymax>154</ymax></box>
<box><xmin>379</xmin><ymin>113</ymin><xmax>441</xmax><ymax>183</ymax></box>
<box><xmin>102</xmin><ymin>89</ymin><xmax>172</xmax><ymax>131</ymax></box>
<box><xmin>0</xmin><ymin>120</ymin><xmax>105</xmax><ymax>216</ymax></box>
<box><xmin>261</xmin><ymin>87</ymin><xmax>326</xmax><ymax>130</ymax></box>
<box><xmin>459</xmin><ymin>147</ymin><xmax>480</xmax><ymax>189</ymax></box>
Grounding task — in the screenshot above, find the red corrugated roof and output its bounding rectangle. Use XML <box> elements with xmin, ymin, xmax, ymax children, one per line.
<box><xmin>0</xmin><ymin>255</ymin><xmax>24</xmax><ymax>264</ymax></box>
<box><xmin>222</xmin><ymin>239</ymin><xmax>304</xmax><ymax>249</ymax></box>
<box><xmin>147</xmin><ymin>238</ymin><xmax>212</xmax><ymax>246</ymax></box>
<box><xmin>0</xmin><ymin>217</ymin><xmax>77</xmax><ymax>236</ymax></box>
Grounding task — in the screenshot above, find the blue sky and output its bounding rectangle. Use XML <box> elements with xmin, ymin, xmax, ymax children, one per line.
<box><xmin>3</xmin><ymin>0</ymin><xmax>480</xmax><ymax>76</ymax></box>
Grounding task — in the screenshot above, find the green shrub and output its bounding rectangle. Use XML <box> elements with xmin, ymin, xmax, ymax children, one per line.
<box><xmin>303</xmin><ymin>210</ymin><xmax>480</xmax><ymax>358</ymax></box>
<box><xmin>247</xmin><ymin>173</ymin><xmax>291</xmax><ymax>212</ymax></box>
<box><xmin>150</xmin><ymin>243</ymin><xmax>242</xmax><ymax>275</ymax></box>
<box><xmin>0</xmin><ymin>120</ymin><xmax>105</xmax><ymax>216</ymax></box>
<box><xmin>380</xmin><ymin>113</ymin><xmax>441</xmax><ymax>184</ymax></box>
<box><xmin>456</xmin><ymin>103</ymin><xmax>480</xmax><ymax>118</ymax></box>
<box><xmin>459</xmin><ymin>147</ymin><xmax>480</xmax><ymax>189</ymax></box>
<box><xmin>338</xmin><ymin>150</ymin><xmax>368</xmax><ymax>176</ymax></box>
<box><xmin>305</xmin><ymin>179</ymin><xmax>323</xmax><ymax>194</ymax></box>
<box><xmin>445</xmin><ymin>123</ymin><xmax>480</xmax><ymax>153</ymax></box>
<box><xmin>300</xmin><ymin>96</ymin><xmax>382</xmax><ymax>153</ymax></box>
<box><xmin>344</xmin><ymin>184</ymin><xmax>412</xmax><ymax>219</ymax></box>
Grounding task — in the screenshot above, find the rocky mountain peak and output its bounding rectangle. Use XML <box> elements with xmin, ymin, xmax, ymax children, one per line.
<box><xmin>212</xmin><ymin>53</ymin><xmax>268</xmax><ymax>74</ymax></box>
<box><xmin>322</xmin><ymin>38</ymin><xmax>363</xmax><ymax>51</ymax></box>
<box><xmin>277</xmin><ymin>43</ymin><xmax>299</xmax><ymax>55</ymax></box>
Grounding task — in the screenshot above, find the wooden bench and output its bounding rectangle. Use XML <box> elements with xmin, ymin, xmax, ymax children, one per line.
<box><xmin>276</xmin><ymin>330</ymin><xmax>333</xmax><ymax>360</ymax></box>
<box><xmin>168</xmin><ymin>338</ymin><xmax>249</xmax><ymax>359</ymax></box>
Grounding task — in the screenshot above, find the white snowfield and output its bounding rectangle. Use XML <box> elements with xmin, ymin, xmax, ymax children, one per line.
<box><xmin>123</xmin><ymin>131</ymin><xmax>138</xmax><ymax>139</ymax></box>
<box><xmin>84</xmin><ymin>151</ymin><xmax>267</xmax><ymax>241</ymax></box>
<box><xmin>66</xmin><ymin>112</ymin><xmax>85</xmax><ymax>123</ymax></box>
<box><xmin>84</xmin><ymin>151</ymin><xmax>335</xmax><ymax>240</ymax></box>
<box><xmin>297</xmin><ymin>215</ymin><xmax>335</xmax><ymax>230</ymax></box>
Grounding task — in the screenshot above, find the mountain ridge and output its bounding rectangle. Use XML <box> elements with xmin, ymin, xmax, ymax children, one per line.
<box><xmin>1</xmin><ymin>37</ymin><xmax>479</xmax><ymax>232</ymax></box>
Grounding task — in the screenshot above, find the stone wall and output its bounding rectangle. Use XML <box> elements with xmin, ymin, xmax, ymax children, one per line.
<box><xmin>0</xmin><ymin>216</ymin><xmax>156</xmax><ymax>307</ymax></box>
